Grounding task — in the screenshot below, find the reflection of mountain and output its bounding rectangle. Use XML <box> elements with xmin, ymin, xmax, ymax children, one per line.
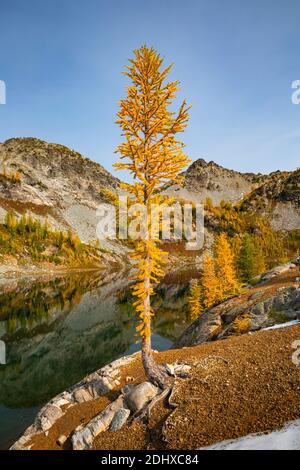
<box><xmin>0</xmin><ymin>269</ymin><xmax>192</xmax><ymax>409</ymax></box>
<box><xmin>0</xmin><ymin>273</ymin><xmax>102</xmax><ymax>335</ymax></box>
<box><xmin>0</xmin><ymin>138</ymin><xmax>119</xmax><ymax>243</ymax></box>
<box><xmin>0</xmin><ymin>272</ymin><xmax>134</xmax><ymax>408</ymax></box>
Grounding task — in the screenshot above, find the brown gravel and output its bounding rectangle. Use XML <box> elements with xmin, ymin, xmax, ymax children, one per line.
<box><xmin>29</xmin><ymin>394</ymin><xmax>114</xmax><ymax>450</ymax></box>
<box><xmin>30</xmin><ymin>322</ymin><xmax>300</xmax><ymax>450</ymax></box>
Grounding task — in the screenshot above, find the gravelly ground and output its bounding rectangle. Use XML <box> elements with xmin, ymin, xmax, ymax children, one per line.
<box><xmin>30</xmin><ymin>322</ymin><xmax>300</xmax><ymax>450</ymax></box>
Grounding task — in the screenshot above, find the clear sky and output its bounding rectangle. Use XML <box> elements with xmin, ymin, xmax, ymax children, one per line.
<box><xmin>0</xmin><ymin>0</ymin><xmax>299</xmax><ymax>178</ymax></box>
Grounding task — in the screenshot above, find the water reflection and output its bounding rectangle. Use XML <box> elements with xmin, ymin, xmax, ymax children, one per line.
<box><xmin>0</xmin><ymin>273</ymin><xmax>99</xmax><ymax>335</ymax></box>
<box><xmin>0</xmin><ymin>268</ymin><xmax>192</xmax><ymax>448</ymax></box>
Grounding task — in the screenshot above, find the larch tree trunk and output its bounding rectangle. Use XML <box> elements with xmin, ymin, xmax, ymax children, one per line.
<box><xmin>141</xmin><ymin>250</ymin><xmax>171</xmax><ymax>389</ymax></box>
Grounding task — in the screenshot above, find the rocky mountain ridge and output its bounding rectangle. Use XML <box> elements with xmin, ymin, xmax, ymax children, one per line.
<box><xmin>0</xmin><ymin>137</ymin><xmax>299</xmax><ymax>248</ymax></box>
<box><xmin>0</xmin><ymin>138</ymin><xmax>119</xmax><ymax>244</ymax></box>
<box><xmin>240</xmin><ymin>169</ymin><xmax>300</xmax><ymax>230</ymax></box>
<box><xmin>163</xmin><ymin>157</ymin><xmax>270</xmax><ymax>204</ymax></box>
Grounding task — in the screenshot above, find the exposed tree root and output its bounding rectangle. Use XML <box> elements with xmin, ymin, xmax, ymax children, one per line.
<box><xmin>133</xmin><ymin>370</ymin><xmax>193</xmax><ymax>423</ymax></box>
<box><xmin>133</xmin><ymin>386</ymin><xmax>172</xmax><ymax>422</ymax></box>
<box><xmin>132</xmin><ymin>361</ymin><xmax>193</xmax><ymax>423</ymax></box>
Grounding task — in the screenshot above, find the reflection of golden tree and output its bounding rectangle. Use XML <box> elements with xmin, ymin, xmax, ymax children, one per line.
<box><xmin>115</xmin><ymin>46</ymin><xmax>190</xmax><ymax>388</ymax></box>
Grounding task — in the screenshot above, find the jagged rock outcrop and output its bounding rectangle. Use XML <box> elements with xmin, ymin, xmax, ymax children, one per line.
<box><xmin>11</xmin><ymin>355</ymin><xmax>194</xmax><ymax>450</ymax></box>
<box><xmin>0</xmin><ymin>139</ymin><xmax>298</xmax><ymax>247</ymax></box>
<box><xmin>175</xmin><ymin>259</ymin><xmax>300</xmax><ymax>348</ymax></box>
<box><xmin>71</xmin><ymin>381</ymin><xmax>161</xmax><ymax>450</ymax></box>
<box><xmin>163</xmin><ymin>158</ymin><xmax>268</xmax><ymax>205</ymax></box>
<box><xmin>163</xmin><ymin>157</ymin><xmax>299</xmax><ymax>233</ymax></box>
<box><xmin>240</xmin><ymin>169</ymin><xmax>300</xmax><ymax>231</ymax></box>
<box><xmin>72</xmin><ymin>395</ymin><xmax>126</xmax><ymax>450</ymax></box>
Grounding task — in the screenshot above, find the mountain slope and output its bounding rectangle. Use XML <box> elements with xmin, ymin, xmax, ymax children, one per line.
<box><xmin>0</xmin><ymin>138</ymin><xmax>119</xmax><ymax>243</ymax></box>
<box><xmin>0</xmin><ymin>138</ymin><xmax>298</xmax><ymax>253</ymax></box>
<box><xmin>240</xmin><ymin>169</ymin><xmax>300</xmax><ymax>230</ymax></box>
<box><xmin>163</xmin><ymin>158</ymin><xmax>270</xmax><ymax>204</ymax></box>
<box><xmin>163</xmin><ymin>157</ymin><xmax>299</xmax><ymax>235</ymax></box>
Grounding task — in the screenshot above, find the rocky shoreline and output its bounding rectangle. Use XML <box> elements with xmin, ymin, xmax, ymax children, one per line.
<box><xmin>176</xmin><ymin>258</ymin><xmax>300</xmax><ymax>348</ymax></box>
<box><xmin>11</xmin><ymin>321</ymin><xmax>300</xmax><ymax>450</ymax></box>
<box><xmin>11</xmin><ymin>353</ymin><xmax>138</xmax><ymax>450</ymax></box>
<box><xmin>11</xmin><ymin>350</ymin><xmax>192</xmax><ymax>451</ymax></box>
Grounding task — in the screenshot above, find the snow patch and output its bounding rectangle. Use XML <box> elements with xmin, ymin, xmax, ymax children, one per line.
<box><xmin>263</xmin><ymin>320</ymin><xmax>300</xmax><ymax>331</ymax></box>
<box><xmin>201</xmin><ymin>420</ymin><xmax>300</xmax><ymax>450</ymax></box>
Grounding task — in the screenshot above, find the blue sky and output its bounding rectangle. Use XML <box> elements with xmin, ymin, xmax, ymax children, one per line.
<box><xmin>0</xmin><ymin>0</ymin><xmax>299</xmax><ymax>178</ymax></box>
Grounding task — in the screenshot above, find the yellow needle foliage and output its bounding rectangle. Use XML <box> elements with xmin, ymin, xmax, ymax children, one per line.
<box><xmin>115</xmin><ymin>46</ymin><xmax>190</xmax><ymax>187</ymax></box>
<box><xmin>114</xmin><ymin>46</ymin><xmax>190</xmax><ymax>356</ymax></box>
<box><xmin>202</xmin><ymin>254</ymin><xmax>222</xmax><ymax>309</ymax></box>
<box><xmin>188</xmin><ymin>234</ymin><xmax>240</xmax><ymax>319</ymax></box>
<box><xmin>214</xmin><ymin>233</ymin><xmax>240</xmax><ymax>297</ymax></box>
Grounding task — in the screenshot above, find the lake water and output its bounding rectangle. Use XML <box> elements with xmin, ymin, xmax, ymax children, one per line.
<box><xmin>0</xmin><ymin>269</ymin><xmax>191</xmax><ymax>449</ymax></box>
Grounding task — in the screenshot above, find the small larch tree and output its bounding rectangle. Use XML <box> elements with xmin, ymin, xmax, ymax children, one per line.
<box><xmin>215</xmin><ymin>233</ymin><xmax>240</xmax><ymax>298</ymax></box>
<box><xmin>202</xmin><ymin>254</ymin><xmax>221</xmax><ymax>308</ymax></box>
<box><xmin>114</xmin><ymin>46</ymin><xmax>190</xmax><ymax>389</ymax></box>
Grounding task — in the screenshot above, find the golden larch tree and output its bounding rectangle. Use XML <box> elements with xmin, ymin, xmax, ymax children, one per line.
<box><xmin>214</xmin><ymin>233</ymin><xmax>239</xmax><ymax>297</ymax></box>
<box><xmin>202</xmin><ymin>254</ymin><xmax>221</xmax><ymax>308</ymax></box>
<box><xmin>114</xmin><ymin>46</ymin><xmax>190</xmax><ymax>389</ymax></box>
